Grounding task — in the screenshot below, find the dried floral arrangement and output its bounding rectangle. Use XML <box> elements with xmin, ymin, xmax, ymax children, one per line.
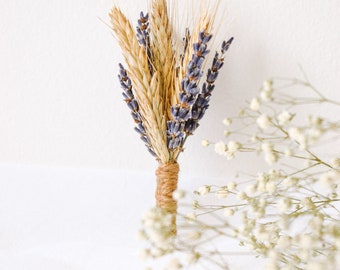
<box><xmin>109</xmin><ymin>0</ymin><xmax>233</xmax><ymax>222</ymax></box>
<box><xmin>138</xmin><ymin>77</ymin><xmax>340</xmax><ymax>270</ymax></box>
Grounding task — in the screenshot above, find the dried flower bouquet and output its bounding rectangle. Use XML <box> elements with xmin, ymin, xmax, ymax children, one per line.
<box><xmin>109</xmin><ymin>0</ymin><xmax>232</xmax><ymax>221</ymax></box>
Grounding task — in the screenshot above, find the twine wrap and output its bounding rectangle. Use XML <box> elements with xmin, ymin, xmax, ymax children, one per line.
<box><xmin>155</xmin><ymin>162</ymin><xmax>179</xmax><ymax>214</ymax></box>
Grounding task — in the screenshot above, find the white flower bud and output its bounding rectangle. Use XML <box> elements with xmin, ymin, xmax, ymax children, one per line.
<box><xmin>330</xmin><ymin>158</ymin><xmax>340</xmax><ymax>168</ymax></box>
<box><xmin>277</xmin><ymin>110</ymin><xmax>293</xmax><ymax>125</ymax></box>
<box><xmin>257</xmin><ymin>114</ymin><xmax>271</xmax><ymax>129</ymax></box>
<box><xmin>198</xmin><ymin>185</ymin><xmax>210</xmax><ymax>196</ymax></box>
<box><xmin>223</xmin><ymin>208</ymin><xmax>235</xmax><ymax>217</ymax></box>
<box><xmin>223</xmin><ymin>118</ymin><xmax>232</xmax><ymax>126</ymax></box>
<box><xmin>227</xmin><ymin>181</ymin><xmax>237</xmax><ymax>190</ymax></box>
<box><xmin>214</xmin><ymin>141</ymin><xmax>227</xmax><ymax>155</ymax></box>
<box><xmin>173</xmin><ymin>189</ymin><xmax>185</xmax><ymax>200</ymax></box>
<box><xmin>201</xmin><ymin>139</ymin><xmax>210</xmax><ymax>147</ymax></box>
<box><xmin>250</xmin><ymin>97</ymin><xmax>261</xmax><ymax>111</ymax></box>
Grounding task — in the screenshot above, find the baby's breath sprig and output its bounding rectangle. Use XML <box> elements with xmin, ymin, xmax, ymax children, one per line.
<box><xmin>140</xmin><ymin>78</ymin><xmax>340</xmax><ymax>270</ymax></box>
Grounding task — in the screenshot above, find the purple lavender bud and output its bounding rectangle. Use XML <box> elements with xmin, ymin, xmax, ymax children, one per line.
<box><xmin>141</xmin><ymin>135</ymin><xmax>150</xmax><ymax>144</ymax></box>
<box><xmin>171</xmin><ymin>105</ymin><xmax>180</xmax><ymax>118</ymax></box>
<box><xmin>195</xmin><ymin>95</ymin><xmax>208</xmax><ymax>107</ymax></box>
<box><xmin>212</xmin><ymin>53</ymin><xmax>224</xmax><ymax>70</ymax></box>
<box><xmin>206</xmin><ymin>69</ymin><xmax>219</xmax><ymax>83</ymax></box>
<box><xmin>198</xmin><ymin>31</ymin><xmax>213</xmax><ymax>43</ymax></box>
<box><xmin>139</xmin><ymin>11</ymin><xmax>148</xmax><ymax>22</ymax></box>
<box><xmin>191</xmin><ymin>105</ymin><xmax>202</xmax><ymax>120</ymax></box>
<box><xmin>148</xmin><ymin>147</ymin><xmax>157</xmax><ymax>157</ymax></box>
<box><xmin>184</xmin><ymin>119</ymin><xmax>199</xmax><ymax>134</ymax></box>
<box><xmin>187</xmin><ymin>85</ymin><xmax>200</xmax><ymax>95</ymax></box>
<box><xmin>179</xmin><ymin>92</ymin><xmax>195</xmax><ymax>105</ymax></box>
<box><xmin>167</xmin><ymin>139</ymin><xmax>175</xmax><ymax>150</ymax></box>
<box><xmin>172</xmin><ymin>137</ymin><xmax>183</xmax><ymax>149</ymax></box>
<box><xmin>188</xmin><ymin>68</ymin><xmax>203</xmax><ymax>80</ymax></box>
<box><xmin>118</xmin><ymin>63</ymin><xmax>127</xmax><ymax>75</ymax></box>
<box><xmin>167</xmin><ymin>121</ymin><xmax>185</xmax><ymax>134</ymax></box>
<box><xmin>127</xmin><ymin>99</ymin><xmax>139</xmax><ymax>111</ymax></box>
<box><xmin>131</xmin><ymin>111</ymin><xmax>141</xmax><ymax>122</ymax></box>
<box><xmin>122</xmin><ymin>91</ymin><xmax>134</xmax><ymax>101</ymax></box>
<box><xmin>221</xmin><ymin>37</ymin><xmax>234</xmax><ymax>54</ymax></box>
<box><xmin>134</xmin><ymin>126</ymin><xmax>143</xmax><ymax>135</ymax></box>
<box><xmin>178</xmin><ymin>107</ymin><xmax>190</xmax><ymax>120</ymax></box>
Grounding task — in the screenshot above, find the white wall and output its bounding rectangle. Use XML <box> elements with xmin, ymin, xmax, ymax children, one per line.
<box><xmin>1</xmin><ymin>1</ymin><xmax>340</xmax><ymax>269</ymax></box>
<box><xmin>1</xmin><ymin>0</ymin><xmax>340</xmax><ymax>178</ymax></box>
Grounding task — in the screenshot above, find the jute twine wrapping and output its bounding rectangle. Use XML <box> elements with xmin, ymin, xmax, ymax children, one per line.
<box><xmin>156</xmin><ymin>162</ymin><xmax>179</xmax><ymax>230</ymax></box>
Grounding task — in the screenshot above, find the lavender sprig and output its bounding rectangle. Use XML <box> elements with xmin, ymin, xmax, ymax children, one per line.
<box><xmin>167</xmin><ymin>31</ymin><xmax>212</xmax><ymax>151</ymax></box>
<box><xmin>191</xmin><ymin>37</ymin><xmax>234</xmax><ymax>125</ymax></box>
<box><xmin>118</xmin><ymin>63</ymin><xmax>157</xmax><ymax>157</ymax></box>
<box><xmin>136</xmin><ymin>12</ymin><xmax>153</xmax><ymax>74</ymax></box>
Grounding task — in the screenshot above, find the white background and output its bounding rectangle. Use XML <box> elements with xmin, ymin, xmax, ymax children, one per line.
<box><xmin>1</xmin><ymin>0</ymin><xmax>340</xmax><ymax>269</ymax></box>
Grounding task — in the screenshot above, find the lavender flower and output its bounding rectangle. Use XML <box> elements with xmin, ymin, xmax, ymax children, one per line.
<box><xmin>189</xmin><ymin>37</ymin><xmax>234</xmax><ymax>130</ymax></box>
<box><xmin>118</xmin><ymin>63</ymin><xmax>156</xmax><ymax>157</ymax></box>
<box><xmin>167</xmin><ymin>31</ymin><xmax>212</xmax><ymax>150</ymax></box>
<box><xmin>136</xmin><ymin>12</ymin><xmax>153</xmax><ymax>74</ymax></box>
<box><xmin>167</xmin><ymin>35</ymin><xmax>233</xmax><ymax>151</ymax></box>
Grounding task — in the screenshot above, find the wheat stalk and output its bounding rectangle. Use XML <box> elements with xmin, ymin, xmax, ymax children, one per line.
<box><xmin>149</xmin><ymin>0</ymin><xmax>176</xmax><ymax>121</ymax></box>
<box><xmin>110</xmin><ymin>7</ymin><xmax>169</xmax><ymax>163</ymax></box>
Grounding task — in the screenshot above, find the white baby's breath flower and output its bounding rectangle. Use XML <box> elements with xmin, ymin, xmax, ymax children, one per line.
<box><xmin>265</xmin><ymin>181</ymin><xmax>277</xmax><ymax>194</ymax></box>
<box><xmin>187</xmin><ymin>230</ymin><xmax>202</xmax><ymax>241</ymax></box>
<box><xmin>330</xmin><ymin>158</ymin><xmax>340</xmax><ymax>168</ymax></box>
<box><xmin>185</xmin><ymin>212</ymin><xmax>197</xmax><ymax>223</ymax></box>
<box><xmin>224</xmin><ymin>141</ymin><xmax>242</xmax><ymax>159</ymax></box>
<box><xmin>282</xmin><ymin>176</ymin><xmax>298</xmax><ymax>187</ymax></box>
<box><xmin>276</xmin><ymin>198</ymin><xmax>292</xmax><ymax>214</ymax></box>
<box><xmin>186</xmin><ymin>252</ymin><xmax>200</xmax><ymax>264</ymax></box>
<box><xmin>214</xmin><ymin>141</ymin><xmax>227</xmax><ymax>155</ymax></box>
<box><xmin>263</xmin><ymin>80</ymin><xmax>273</xmax><ymax>91</ymax></box>
<box><xmin>216</xmin><ymin>187</ymin><xmax>229</xmax><ymax>199</ymax></box>
<box><xmin>223</xmin><ymin>118</ymin><xmax>232</xmax><ymax>126</ymax></box>
<box><xmin>246</xmin><ymin>184</ymin><xmax>257</xmax><ymax>195</ymax></box>
<box><xmin>277</xmin><ymin>110</ymin><xmax>293</xmax><ymax>125</ymax></box>
<box><xmin>173</xmin><ymin>189</ymin><xmax>185</xmax><ymax>201</ymax></box>
<box><xmin>288</xmin><ymin>127</ymin><xmax>307</xmax><ymax>149</ymax></box>
<box><xmin>250</xmin><ymin>97</ymin><xmax>261</xmax><ymax>111</ymax></box>
<box><xmin>284</xmin><ymin>148</ymin><xmax>294</xmax><ymax>157</ymax></box>
<box><xmin>261</xmin><ymin>142</ymin><xmax>273</xmax><ymax>152</ymax></box>
<box><xmin>201</xmin><ymin>139</ymin><xmax>210</xmax><ymax>147</ymax></box>
<box><xmin>307</xmin><ymin>115</ymin><xmax>323</xmax><ymax>127</ymax></box>
<box><xmin>261</xmin><ymin>80</ymin><xmax>274</xmax><ymax>102</ymax></box>
<box><xmin>223</xmin><ymin>208</ymin><xmax>235</xmax><ymax>217</ymax></box>
<box><xmin>257</xmin><ymin>114</ymin><xmax>271</xmax><ymax>129</ymax></box>
<box><xmin>165</xmin><ymin>258</ymin><xmax>183</xmax><ymax>270</ymax></box>
<box><xmin>227</xmin><ymin>181</ymin><xmax>237</xmax><ymax>190</ymax></box>
<box><xmin>320</xmin><ymin>170</ymin><xmax>339</xmax><ymax>189</ymax></box>
<box><xmin>265</xmin><ymin>152</ymin><xmax>279</xmax><ymax>165</ymax></box>
<box><xmin>228</xmin><ymin>141</ymin><xmax>241</xmax><ymax>151</ymax></box>
<box><xmin>301</xmin><ymin>197</ymin><xmax>315</xmax><ymax>210</ymax></box>
<box><xmin>237</xmin><ymin>191</ymin><xmax>247</xmax><ymax>200</ymax></box>
<box><xmin>198</xmin><ymin>185</ymin><xmax>210</xmax><ymax>196</ymax></box>
<box><xmin>224</xmin><ymin>130</ymin><xmax>230</xmax><ymax>137</ymax></box>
